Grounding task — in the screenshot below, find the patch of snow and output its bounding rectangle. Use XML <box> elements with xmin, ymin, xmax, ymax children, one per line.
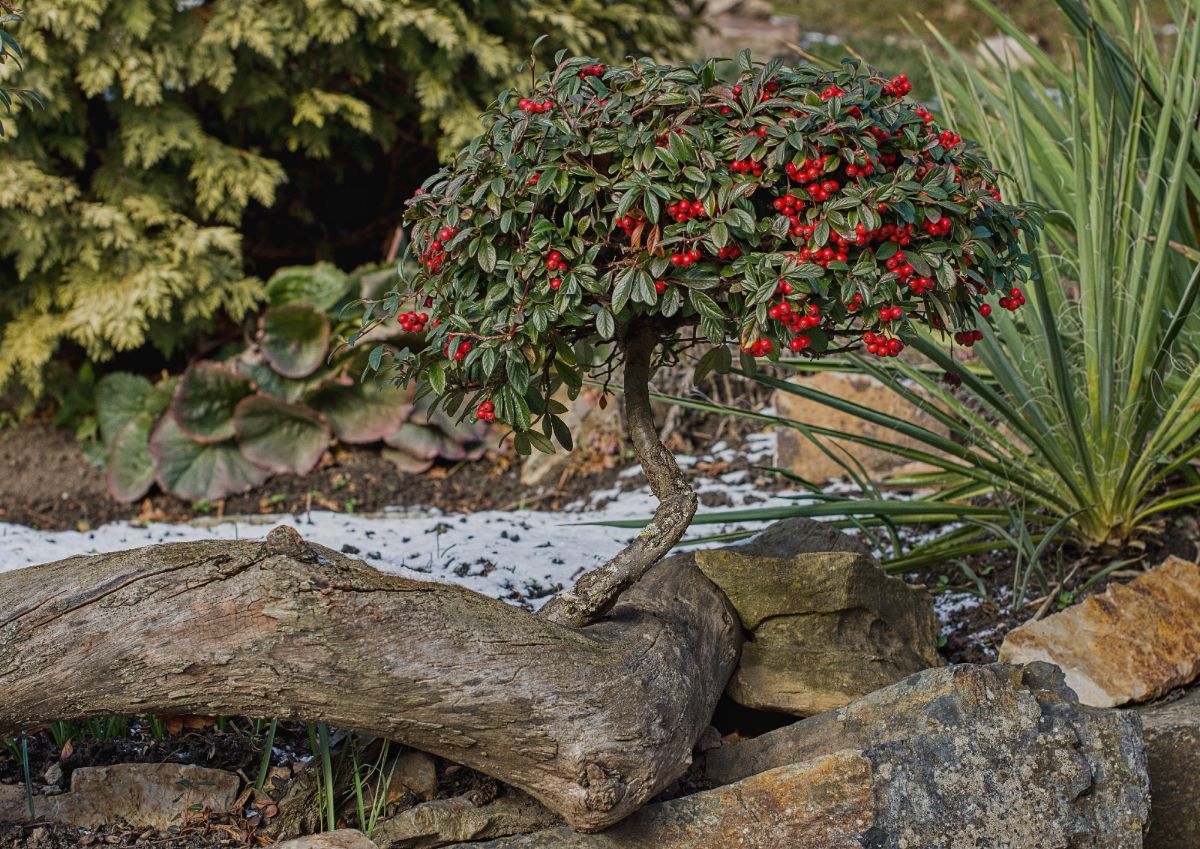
<box><xmin>0</xmin><ymin>444</ymin><xmax>798</xmax><ymax>611</ymax></box>
<box><xmin>933</xmin><ymin>589</ymin><xmax>983</xmax><ymax>638</ymax></box>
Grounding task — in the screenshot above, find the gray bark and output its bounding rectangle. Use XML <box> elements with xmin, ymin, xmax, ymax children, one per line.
<box><xmin>0</xmin><ymin>528</ymin><xmax>740</xmax><ymax>832</ymax></box>
<box><xmin>540</xmin><ymin>327</ymin><xmax>697</xmax><ymax>628</ymax></box>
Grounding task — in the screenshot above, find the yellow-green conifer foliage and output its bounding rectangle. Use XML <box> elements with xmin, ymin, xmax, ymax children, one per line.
<box><xmin>0</xmin><ymin>0</ymin><xmax>693</xmax><ymax>401</ymax></box>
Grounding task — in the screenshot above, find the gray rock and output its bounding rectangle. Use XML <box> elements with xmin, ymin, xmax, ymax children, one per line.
<box><xmin>475</xmin><ymin>664</ymin><xmax>1148</xmax><ymax>849</ymax></box>
<box><xmin>373</xmin><ymin>791</ymin><xmax>559</xmax><ymax>849</ymax></box>
<box><xmin>705</xmin><ymin>662</ymin><xmax>1149</xmax><ymax>849</ymax></box>
<box><xmin>696</xmin><ymin>544</ymin><xmax>941</xmax><ymax>715</ymax></box>
<box><xmin>276</xmin><ymin>830</ymin><xmax>379</xmax><ymax>849</ymax></box>
<box><xmin>1135</xmin><ymin>685</ymin><xmax>1200</xmax><ymax>848</ymax></box>
<box><xmin>0</xmin><ymin>763</ymin><xmax>239</xmax><ymax>829</ymax></box>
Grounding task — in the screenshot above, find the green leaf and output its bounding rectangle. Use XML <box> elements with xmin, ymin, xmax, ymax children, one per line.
<box><xmin>306</xmin><ymin>381</ymin><xmax>415</xmax><ymax>443</ymax></box>
<box><xmin>106</xmin><ymin>414</ymin><xmax>156</xmax><ymax>502</ymax></box>
<box><xmin>96</xmin><ymin>373</ymin><xmax>154</xmax><ymax>448</ymax></box>
<box><xmin>688</xmin><ymin>289</ymin><xmax>723</xmax><ymax>322</ymax></box>
<box><xmin>234</xmin><ymin>395</ymin><xmax>331</xmax><ymax>475</ymax></box>
<box><xmin>266</xmin><ymin>263</ymin><xmax>350</xmax><ymax>311</ymax></box>
<box><xmin>597</xmin><ymin>307</ymin><xmax>616</xmax><ymax>339</ymax></box>
<box><xmin>172</xmin><ymin>362</ymin><xmax>253</xmax><ymax>443</ymax></box>
<box><xmin>149</xmin><ymin>416</ymin><xmax>268</xmax><ymax>502</ymax></box>
<box><xmin>260</xmin><ymin>305</ymin><xmax>331</xmax><ymax>379</ymax></box>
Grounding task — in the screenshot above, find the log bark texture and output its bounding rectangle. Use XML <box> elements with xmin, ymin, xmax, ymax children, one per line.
<box><xmin>0</xmin><ymin>528</ymin><xmax>741</xmax><ymax>832</ymax></box>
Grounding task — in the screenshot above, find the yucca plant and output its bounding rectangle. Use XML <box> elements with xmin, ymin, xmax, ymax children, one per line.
<box><xmin>664</xmin><ymin>0</ymin><xmax>1200</xmax><ymax>580</ymax></box>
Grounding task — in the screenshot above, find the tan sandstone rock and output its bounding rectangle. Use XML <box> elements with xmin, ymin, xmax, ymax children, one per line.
<box><xmin>0</xmin><ymin>763</ymin><xmax>238</xmax><ymax>829</ymax></box>
<box><xmin>1001</xmin><ymin>555</ymin><xmax>1200</xmax><ymax>707</ymax></box>
<box><xmin>772</xmin><ymin>371</ymin><xmax>948</xmax><ymax>483</ymax></box>
<box><xmin>696</xmin><ymin>547</ymin><xmax>941</xmax><ymax>715</ymax></box>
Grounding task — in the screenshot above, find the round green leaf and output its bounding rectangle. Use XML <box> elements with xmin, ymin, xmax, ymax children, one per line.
<box><xmin>266</xmin><ymin>262</ymin><xmax>350</xmax><ymax>311</ymax></box>
<box><xmin>172</xmin><ymin>362</ymin><xmax>254</xmax><ymax>443</ymax></box>
<box><xmin>259</xmin><ymin>304</ymin><xmax>331</xmax><ymax>379</ymax></box>
<box><xmin>233</xmin><ymin>395</ymin><xmax>331</xmax><ymax>475</ymax></box>
<box><xmin>96</xmin><ymin>373</ymin><xmax>154</xmax><ymax>448</ymax></box>
<box><xmin>106</xmin><ymin>414</ymin><xmax>155</xmax><ymax>503</ymax></box>
<box><xmin>150</xmin><ymin>415</ymin><xmax>269</xmax><ymax>502</ymax></box>
<box><xmin>306</xmin><ymin>380</ymin><xmax>415</xmax><ymax>444</ymax></box>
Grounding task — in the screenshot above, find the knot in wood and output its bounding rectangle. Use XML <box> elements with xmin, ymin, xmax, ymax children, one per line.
<box><xmin>264</xmin><ymin>525</ymin><xmax>311</xmax><ymax>560</ymax></box>
<box><xmin>579</xmin><ymin>762</ymin><xmax>625</xmax><ymax>813</ymax></box>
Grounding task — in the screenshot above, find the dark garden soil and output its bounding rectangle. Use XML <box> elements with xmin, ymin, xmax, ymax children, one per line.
<box><xmin>0</xmin><ymin>422</ymin><xmax>617</xmax><ymax>532</ymax></box>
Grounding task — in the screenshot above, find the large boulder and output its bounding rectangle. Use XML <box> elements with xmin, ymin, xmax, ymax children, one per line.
<box><xmin>1134</xmin><ymin>685</ymin><xmax>1200</xmax><ymax>849</ymax></box>
<box><xmin>473</xmin><ymin>664</ymin><xmax>1148</xmax><ymax>848</ymax></box>
<box><xmin>772</xmin><ymin>372</ymin><xmax>949</xmax><ymax>484</ymax></box>
<box><xmin>1001</xmin><ymin>556</ymin><xmax>1200</xmax><ymax>707</ymax></box>
<box><xmin>696</xmin><ymin>525</ymin><xmax>940</xmax><ymax>715</ymax></box>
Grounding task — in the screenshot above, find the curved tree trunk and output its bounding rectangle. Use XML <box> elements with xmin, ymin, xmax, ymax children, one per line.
<box><xmin>540</xmin><ymin>326</ymin><xmax>698</xmax><ymax>628</ymax></box>
<box><xmin>0</xmin><ymin>526</ymin><xmax>740</xmax><ymax>833</ymax></box>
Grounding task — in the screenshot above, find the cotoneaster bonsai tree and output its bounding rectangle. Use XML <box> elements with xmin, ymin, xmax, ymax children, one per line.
<box><xmin>363</xmin><ymin>51</ymin><xmax>1037</xmax><ymax>628</ymax></box>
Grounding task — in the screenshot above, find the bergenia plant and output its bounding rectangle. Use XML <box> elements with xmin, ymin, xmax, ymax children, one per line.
<box><xmin>362</xmin><ymin>51</ymin><xmax>1039</xmax><ymax>626</ymax></box>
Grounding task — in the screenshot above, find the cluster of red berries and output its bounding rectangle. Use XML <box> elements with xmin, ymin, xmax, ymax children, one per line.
<box><xmin>475</xmin><ymin>400</ymin><xmax>496</xmax><ymax>423</ymax></box>
<box><xmin>884</xmin><ymin>250</ymin><xmax>916</xmax><ymax>283</ymax></box>
<box><xmin>846</xmin><ymin>293</ymin><xmax>865</xmax><ymax>312</ymax></box>
<box><xmin>444</xmin><ymin>337</ymin><xmax>473</xmax><ymax>361</ymax></box>
<box><xmin>916</xmin><ymin>105</ymin><xmax>935</xmax><ymax>124</ymax></box>
<box><xmin>545</xmin><ymin>250</ymin><xmax>569</xmax><ymax>272</ymax></box>
<box><xmin>954</xmin><ymin>329</ymin><xmax>985</xmax><ymax>347</ymax></box>
<box><xmin>744</xmin><ymin>338</ymin><xmax>775</xmax><ymax>356</ymax></box>
<box><xmin>797</xmin><ymin>244</ymin><xmax>848</xmax><ymax>268</ymax></box>
<box><xmin>802</xmin><ymin>178</ymin><xmax>840</xmax><ymax>202</ymax></box>
<box><xmin>614</xmin><ymin>214</ymin><xmax>641</xmax><ymax>236</ymax></box>
<box><xmin>863</xmin><ymin>330</ymin><xmax>905</xmax><ymax>358</ymax></box>
<box><xmin>667</xmin><ymin>198</ymin><xmax>707</xmax><ymax>221</ymax></box>
<box><xmin>578</xmin><ymin>64</ymin><xmax>605</xmax><ymax>79</ymax></box>
<box><xmin>420</xmin><ymin>226</ymin><xmax>457</xmax><ymax>271</ymax></box>
<box><xmin>877</xmin><ymin>222</ymin><xmax>915</xmax><ymax>246</ymax></box>
<box><xmin>397</xmin><ymin>310</ymin><xmax>430</xmax><ymax>333</ymax></box>
<box><xmin>938</xmin><ymin>130</ymin><xmax>962</xmax><ymax>148</ymax></box>
<box><xmin>999</xmin><ymin>287</ymin><xmax>1026</xmax><ymax>310</ymax></box>
<box><xmin>844</xmin><ymin>160</ymin><xmax>876</xmax><ymax>178</ymax></box>
<box><xmin>670</xmin><ymin>247</ymin><xmax>703</xmax><ymax>266</ymax></box>
<box><xmin>923</xmin><ymin>216</ymin><xmax>953</xmax><ymax>237</ymax></box>
<box><xmin>785</xmin><ymin>155</ymin><xmax>829</xmax><ymax>183</ymax></box>
<box><xmin>878</xmin><ymin>305</ymin><xmax>905</xmax><ymax>323</ymax></box>
<box><xmin>717</xmin><ymin>244</ymin><xmax>742</xmax><ymax>260</ymax></box>
<box><xmin>907</xmin><ymin>275</ymin><xmax>936</xmax><ymax>295</ymax></box>
<box><xmin>518</xmin><ymin>98</ymin><xmax>553</xmax><ymax>113</ymax></box>
<box><xmin>729</xmin><ymin>159</ymin><xmax>765</xmax><ymax>176</ymax></box>
<box><xmin>882</xmin><ymin>74</ymin><xmax>912</xmax><ymax>97</ymax></box>
<box><xmin>819</xmin><ymin>84</ymin><xmax>846</xmax><ymax>100</ymax></box>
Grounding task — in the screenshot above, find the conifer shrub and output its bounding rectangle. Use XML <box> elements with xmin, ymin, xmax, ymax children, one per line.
<box><xmin>0</xmin><ymin>0</ymin><xmax>694</xmax><ymax>403</ymax></box>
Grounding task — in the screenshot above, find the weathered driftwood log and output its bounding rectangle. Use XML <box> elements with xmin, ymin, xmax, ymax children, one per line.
<box><xmin>0</xmin><ymin>528</ymin><xmax>741</xmax><ymax>832</ymax></box>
